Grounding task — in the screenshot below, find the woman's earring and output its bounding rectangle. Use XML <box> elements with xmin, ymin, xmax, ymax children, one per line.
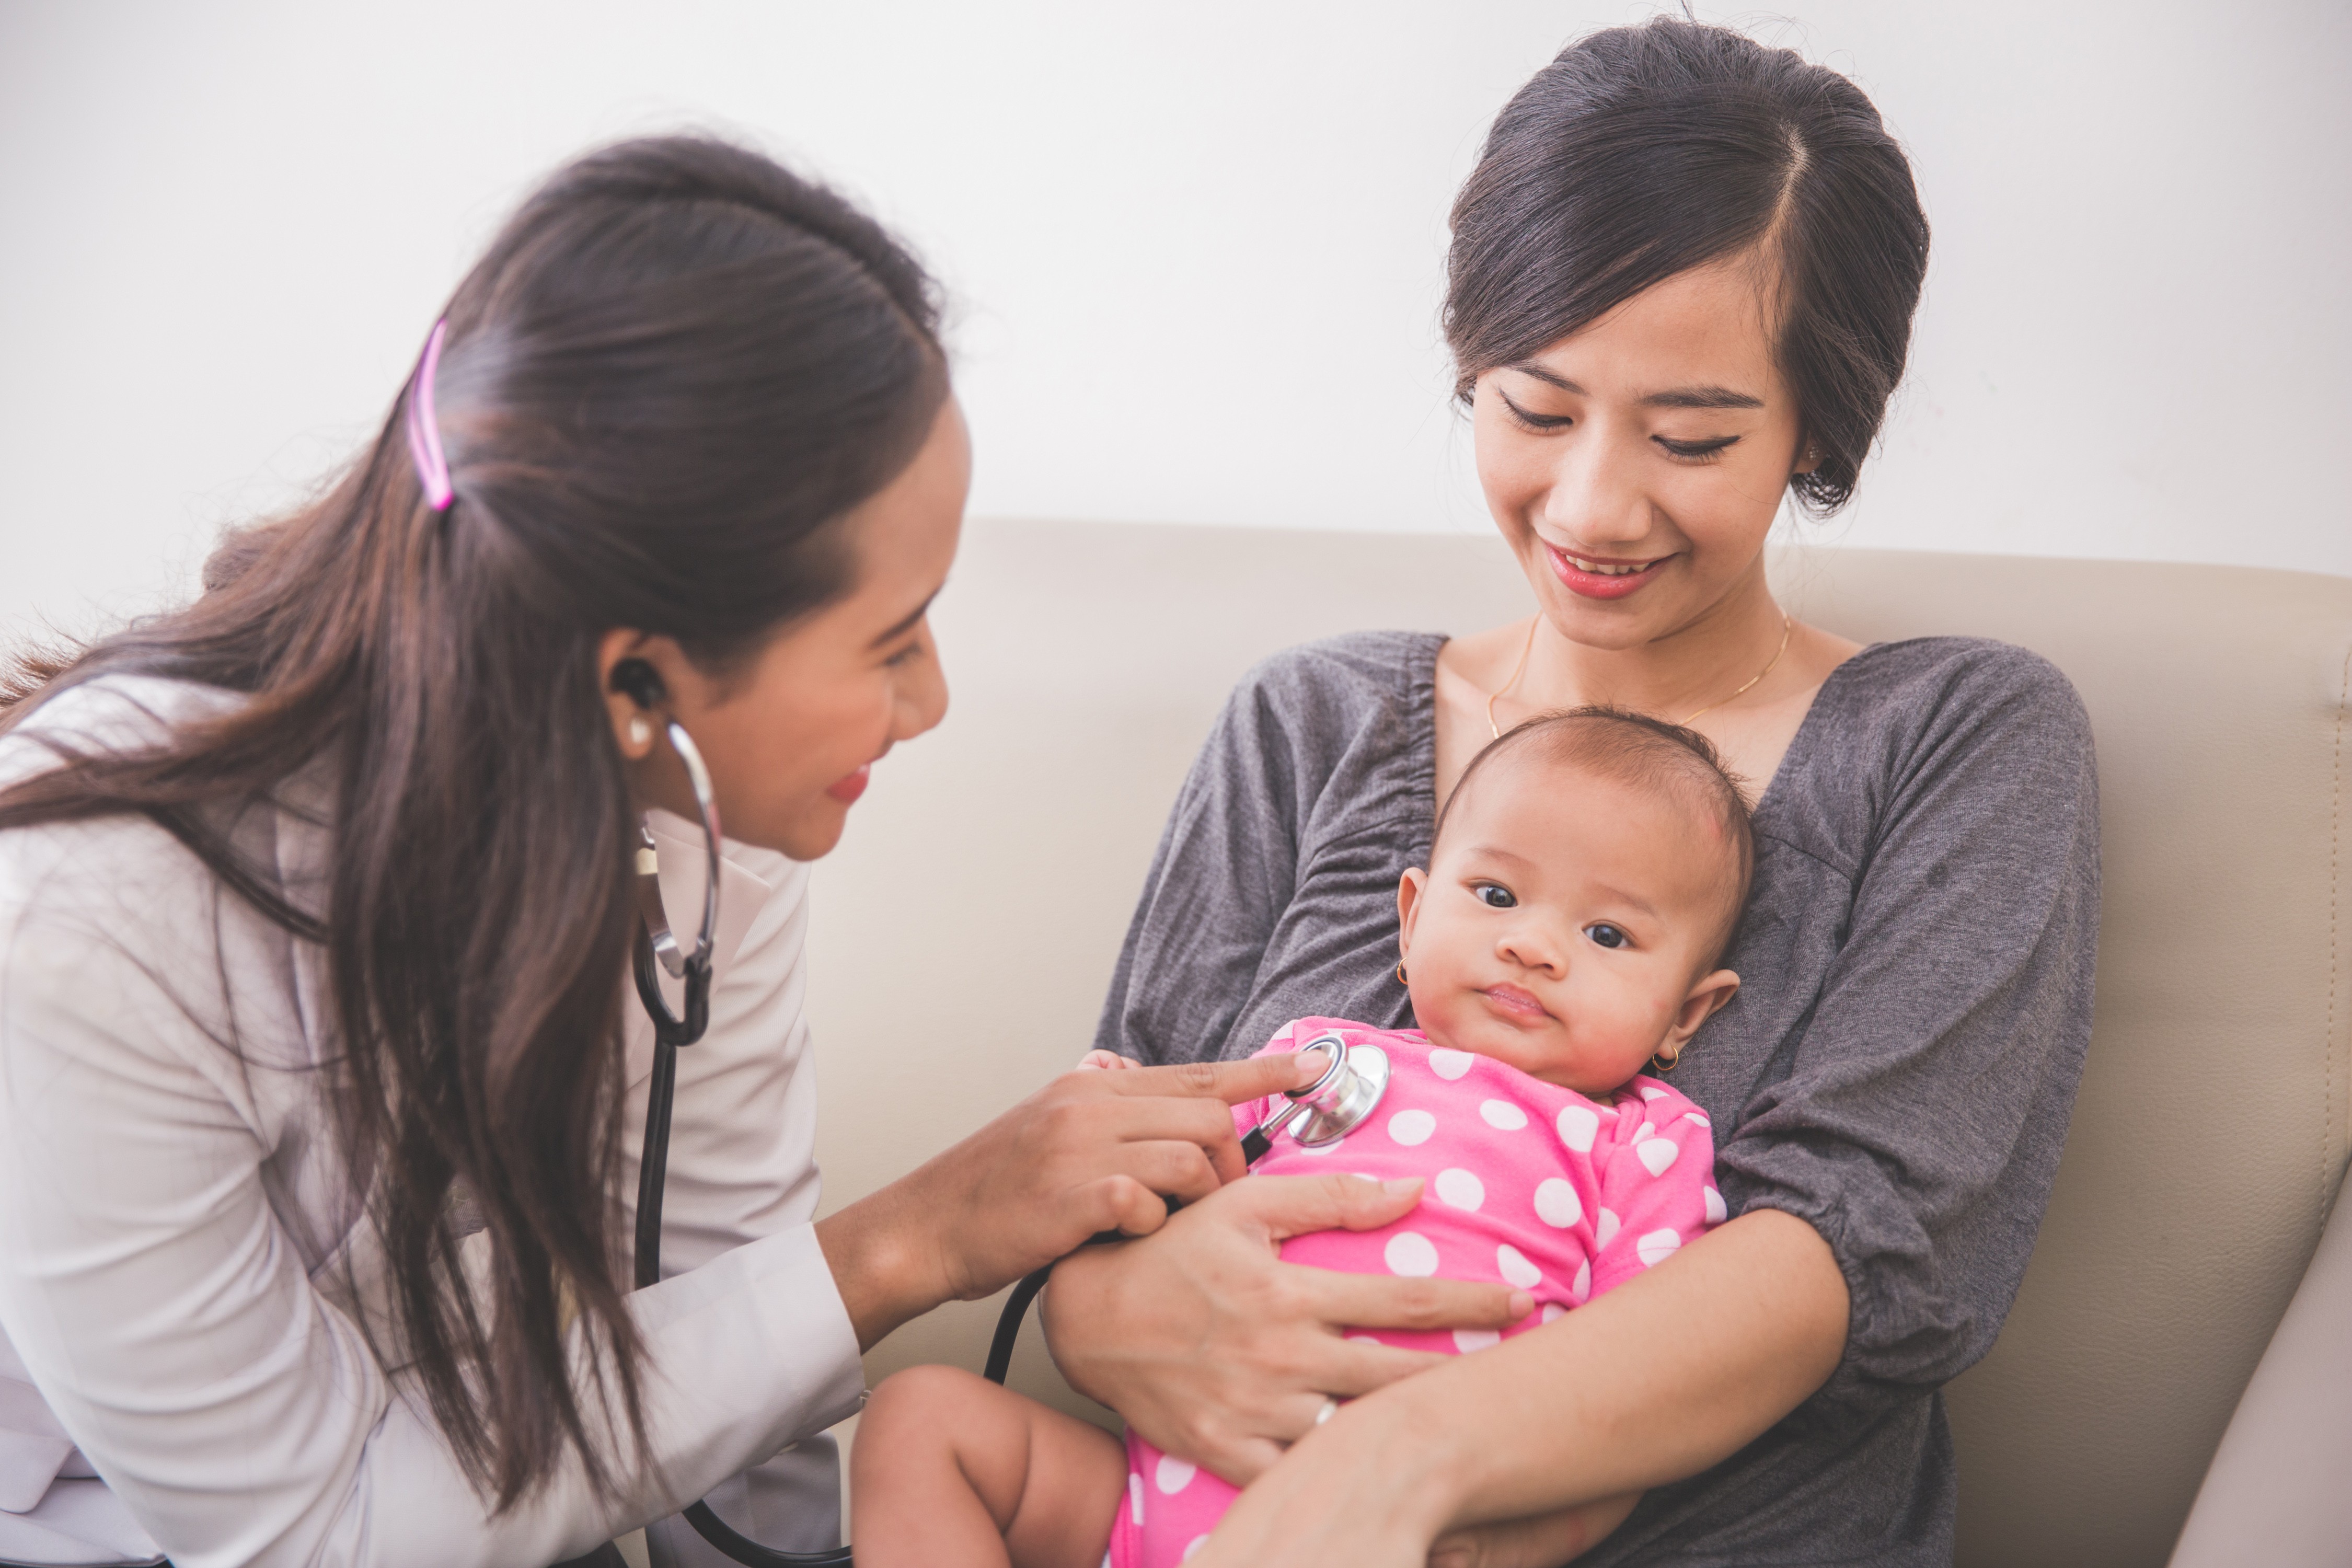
<box><xmin>1650</xmin><ymin>1046</ymin><xmax>1681</xmax><ymax>1074</ymax></box>
<box><xmin>1394</xmin><ymin>961</ymin><xmax>1409</xmax><ymax>986</ymax></box>
<box><xmin>628</xmin><ymin>716</ymin><xmax>653</xmax><ymax>749</ymax></box>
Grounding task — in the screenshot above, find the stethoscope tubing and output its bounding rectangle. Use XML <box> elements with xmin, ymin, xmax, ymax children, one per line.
<box><xmin>628</xmin><ymin>713</ymin><xmax>852</xmax><ymax>1567</ymax></box>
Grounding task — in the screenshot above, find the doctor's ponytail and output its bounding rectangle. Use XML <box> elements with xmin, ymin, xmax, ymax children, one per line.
<box><xmin>0</xmin><ymin>136</ymin><xmax>946</xmax><ymax>1510</ymax></box>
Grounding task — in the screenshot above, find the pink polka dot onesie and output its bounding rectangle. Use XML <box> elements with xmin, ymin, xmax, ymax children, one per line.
<box><xmin>1107</xmin><ymin>1017</ymin><xmax>1725</xmax><ymax>1568</ymax></box>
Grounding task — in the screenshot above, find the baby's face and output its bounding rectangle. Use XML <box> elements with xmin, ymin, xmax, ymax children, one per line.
<box><xmin>1398</xmin><ymin>758</ymin><xmax>1739</xmax><ymax>1095</ymax></box>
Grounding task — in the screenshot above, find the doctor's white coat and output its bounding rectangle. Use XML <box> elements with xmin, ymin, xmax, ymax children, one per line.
<box><xmin>0</xmin><ymin>677</ymin><xmax>865</xmax><ymax>1567</ymax></box>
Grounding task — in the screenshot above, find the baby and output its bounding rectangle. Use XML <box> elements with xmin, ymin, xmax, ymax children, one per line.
<box><xmin>851</xmin><ymin>707</ymin><xmax>1754</xmax><ymax>1567</ymax></box>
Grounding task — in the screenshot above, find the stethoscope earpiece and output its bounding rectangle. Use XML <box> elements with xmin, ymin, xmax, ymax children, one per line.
<box><xmin>610</xmin><ymin>656</ymin><xmax>668</xmax><ymax>711</ymax></box>
<box><xmin>611</xmin><ymin>655</ymin><xmax>724</xmax><ymax>999</ymax></box>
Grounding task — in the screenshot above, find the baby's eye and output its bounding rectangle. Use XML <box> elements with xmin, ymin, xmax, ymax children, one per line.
<box><xmin>1473</xmin><ymin>883</ymin><xmax>1517</xmax><ymax>909</ymax></box>
<box><xmin>1584</xmin><ymin>923</ymin><xmax>1630</xmax><ymax>949</ymax></box>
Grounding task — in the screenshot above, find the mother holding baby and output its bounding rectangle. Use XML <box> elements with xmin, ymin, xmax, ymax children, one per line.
<box><xmin>0</xmin><ymin>15</ymin><xmax>2093</xmax><ymax>1568</ymax></box>
<box><xmin>1043</xmin><ymin>18</ymin><xmax>2099</xmax><ymax>1568</ymax></box>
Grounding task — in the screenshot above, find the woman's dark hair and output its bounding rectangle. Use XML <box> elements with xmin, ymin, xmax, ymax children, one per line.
<box><xmin>1445</xmin><ymin>17</ymin><xmax>1929</xmax><ymax>512</ymax></box>
<box><xmin>0</xmin><ymin>136</ymin><xmax>946</xmax><ymax>1506</ymax></box>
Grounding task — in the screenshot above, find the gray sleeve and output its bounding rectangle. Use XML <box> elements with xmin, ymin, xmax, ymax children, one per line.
<box><xmin>1093</xmin><ymin>636</ymin><xmax>1433</xmax><ymax>1066</ymax></box>
<box><xmin>1716</xmin><ymin>649</ymin><xmax>2102</xmax><ymax>1400</ymax></box>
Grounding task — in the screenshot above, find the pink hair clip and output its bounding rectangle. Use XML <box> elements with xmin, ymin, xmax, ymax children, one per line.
<box><xmin>403</xmin><ymin>319</ymin><xmax>455</xmax><ymax>511</ymax></box>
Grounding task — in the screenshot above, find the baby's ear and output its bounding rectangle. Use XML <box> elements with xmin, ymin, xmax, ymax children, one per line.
<box><xmin>1667</xmin><ymin>969</ymin><xmax>1740</xmax><ymax>1046</ymax></box>
<box><xmin>1395</xmin><ymin>868</ymin><xmax>1429</xmax><ymax>961</ymax></box>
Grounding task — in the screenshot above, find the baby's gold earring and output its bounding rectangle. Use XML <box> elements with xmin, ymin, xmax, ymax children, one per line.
<box><xmin>1650</xmin><ymin>1046</ymin><xmax>1681</xmax><ymax>1074</ymax></box>
<box><xmin>1395</xmin><ymin>961</ymin><xmax>1409</xmax><ymax>986</ymax></box>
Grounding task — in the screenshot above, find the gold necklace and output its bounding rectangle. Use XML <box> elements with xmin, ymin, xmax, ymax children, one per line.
<box><xmin>1483</xmin><ymin>613</ymin><xmax>1795</xmax><ymax>739</ymax></box>
<box><xmin>1484</xmin><ymin>617</ymin><xmax>1539</xmax><ymax>740</ymax></box>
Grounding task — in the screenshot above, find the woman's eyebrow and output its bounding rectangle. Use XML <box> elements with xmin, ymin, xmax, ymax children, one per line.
<box><xmin>866</xmin><ymin>588</ymin><xmax>942</xmax><ymax>649</ymax></box>
<box><xmin>1641</xmin><ymin>385</ymin><xmax>1765</xmax><ymax>410</ymax></box>
<box><xmin>1503</xmin><ymin>363</ymin><xmax>1763</xmax><ymax>410</ymax></box>
<box><xmin>1506</xmin><ymin>362</ymin><xmax>1582</xmax><ymax>393</ymax></box>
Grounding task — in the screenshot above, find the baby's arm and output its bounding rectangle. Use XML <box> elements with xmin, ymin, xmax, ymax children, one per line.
<box><xmin>1588</xmin><ymin>1092</ymin><xmax>1724</xmax><ymax>1298</ymax></box>
<box><xmin>854</xmin><ymin>1365</ymin><xmax>1127</xmax><ymax>1568</ymax></box>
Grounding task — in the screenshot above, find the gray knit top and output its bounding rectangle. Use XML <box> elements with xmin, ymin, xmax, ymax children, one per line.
<box><xmin>1093</xmin><ymin>631</ymin><xmax>2100</xmax><ymax>1566</ymax></box>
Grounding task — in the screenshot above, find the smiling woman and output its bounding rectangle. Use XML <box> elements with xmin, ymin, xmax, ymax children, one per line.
<box><xmin>1052</xmin><ymin>18</ymin><xmax>2099</xmax><ymax>1568</ymax></box>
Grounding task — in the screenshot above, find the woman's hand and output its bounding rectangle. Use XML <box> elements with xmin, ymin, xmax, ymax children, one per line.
<box><xmin>1186</xmin><ymin>1402</ymin><xmax>1638</xmax><ymax>1568</ymax></box>
<box><xmin>1041</xmin><ymin>1172</ymin><xmax>1534</xmax><ymax>1485</ymax></box>
<box><xmin>1189</xmin><ymin>1209</ymin><xmax>1845</xmax><ymax>1566</ymax></box>
<box><xmin>815</xmin><ymin>1055</ymin><xmax>1310</xmax><ymax>1348</ymax></box>
<box><xmin>1425</xmin><ymin>1498</ymin><xmax>1642</xmax><ymax>1568</ymax></box>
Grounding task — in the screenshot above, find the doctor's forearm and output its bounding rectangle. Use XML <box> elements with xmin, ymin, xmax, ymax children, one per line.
<box><xmin>814</xmin><ymin>1187</ymin><xmax>956</xmax><ymax>1351</ymax></box>
<box><xmin>1366</xmin><ymin>1210</ymin><xmax>1848</xmax><ymax>1528</ymax></box>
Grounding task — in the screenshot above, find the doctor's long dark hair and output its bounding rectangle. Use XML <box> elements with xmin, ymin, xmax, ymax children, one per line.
<box><xmin>0</xmin><ymin>137</ymin><xmax>946</xmax><ymax>1506</ymax></box>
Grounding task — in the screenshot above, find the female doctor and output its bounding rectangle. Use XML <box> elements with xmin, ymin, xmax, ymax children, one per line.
<box><xmin>0</xmin><ymin>138</ymin><xmax>1528</xmax><ymax>1568</ymax></box>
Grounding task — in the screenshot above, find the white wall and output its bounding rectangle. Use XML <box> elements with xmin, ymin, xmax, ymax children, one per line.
<box><xmin>2</xmin><ymin>1</ymin><xmax>2344</xmax><ymax>644</ymax></box>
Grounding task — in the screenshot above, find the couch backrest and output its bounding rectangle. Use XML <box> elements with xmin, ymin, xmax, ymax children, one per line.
<box><xmin>807</xmin><ymin>518</ymin><xmax>2352</xmax><ymax>1567</ymax></box>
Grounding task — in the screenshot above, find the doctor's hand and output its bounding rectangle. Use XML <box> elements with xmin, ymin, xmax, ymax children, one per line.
<box><xmin>1184</xmin><ymin>1387</ymin><xmax>1639</xmax><ymax>1568</ymax></box>
<box><xmin>814</xmin><ymin>1054</ymin><xmax>1312</xmax><ymax>1349</ymax></box>
<box><xmin>1039</xmin><ymin>1173</ymin><xmax>1534</xmax><ymax>1486</ymax></box>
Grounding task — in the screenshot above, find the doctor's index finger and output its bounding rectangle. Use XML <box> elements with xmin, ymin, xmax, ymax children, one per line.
<box><xmin>1094</xmin><ymin>1054</ymin><xmax>1313</xmax><ymax>1105</ymax></box>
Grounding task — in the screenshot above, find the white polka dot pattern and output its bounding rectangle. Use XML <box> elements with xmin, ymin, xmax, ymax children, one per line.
<box><xmin>1434</xmin><ymin>1168</ymin><xmax>1485</xmax><ymax>1210</ymax></box>
<box><xmin>1534</xmin><ymin>1177</ymin><xmax>1584</xmax><ymax>1228</ymax></box>
<box><xmin>1385</xmin><ymin>1231</ymin><xmax>1440</xmax><ymax>1276</ymax></box>
<box><xmin>1116</xmin><ymin>1023</ymin><xmax>1726</xmax><ymax>1565</ymax></box>
<box><xmin>1635</xmin><ymin>1228</ymin><xmax>1682</xmax><ymax>1267</ymax></box>
<box><xmin>1387</xmin><ymin>1108</ymin><xmax>1436</xmax><ymax>1146</ymax></box>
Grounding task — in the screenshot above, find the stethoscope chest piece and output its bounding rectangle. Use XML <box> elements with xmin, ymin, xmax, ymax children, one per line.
<box><xmin>1239</xmin><ymin>1033</ymin><xmax>1391</xmax><ymax>1163</ymax></box>
<box><xmin>1285</xmin><ymin>1035</ymin><xmax>1390</xmax><ymax>1147</ymax></box>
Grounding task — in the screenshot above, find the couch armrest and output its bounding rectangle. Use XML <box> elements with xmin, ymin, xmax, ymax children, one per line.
<box><xmin>2167</xmin><ymin>1170</ymin><xmax>2352</xmax><ymax>1566</ymax></box>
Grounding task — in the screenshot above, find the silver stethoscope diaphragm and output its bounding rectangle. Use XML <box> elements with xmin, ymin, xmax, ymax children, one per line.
<box><xmin>1240</xmin><ymin>1033</ymin><xmax>1392</xmax><ymax>1159</ymax></box>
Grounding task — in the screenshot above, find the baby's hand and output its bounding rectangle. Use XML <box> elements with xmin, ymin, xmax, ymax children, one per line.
<box><xmin>1075</xmin><ymin>1050</ymin><xmax>1142</xmax><ymax>1071</ymax></box>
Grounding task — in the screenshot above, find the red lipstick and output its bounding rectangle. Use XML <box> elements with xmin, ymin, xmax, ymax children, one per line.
<box><xmin>826</xmin><ymin>765</ymin><xmax>870</xmax><ymax>805</ymax></box>
<box><xmin>1544</xmin><ymin>544</ymin><xmax>1669</xmax><ymax>601</ymax></box>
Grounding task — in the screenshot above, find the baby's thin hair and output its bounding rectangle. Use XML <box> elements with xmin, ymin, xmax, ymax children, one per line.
<box><xmin>1435</xmin><ymin>706</ymin><xmax>1757</xmax><ymax>962</ymax></box>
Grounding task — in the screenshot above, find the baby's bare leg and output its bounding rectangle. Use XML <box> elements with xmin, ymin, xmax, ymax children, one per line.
<box><xmin>853</xmin><ymin>1364</ymin><xmax>1127</xmax><ymax>1568</ymax></box>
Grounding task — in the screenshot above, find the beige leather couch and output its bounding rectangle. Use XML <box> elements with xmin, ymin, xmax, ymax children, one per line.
<box><xmin>806</xmin><ymin>517</ymin><xmax>2352</xmax><ymax>1567</ymax></box>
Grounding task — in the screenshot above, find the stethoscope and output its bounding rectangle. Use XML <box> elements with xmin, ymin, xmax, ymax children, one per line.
<box><xmin>616</xmin><ymin>662</ymin><xmax>1389</xmax><ymax>1568</ymax></box>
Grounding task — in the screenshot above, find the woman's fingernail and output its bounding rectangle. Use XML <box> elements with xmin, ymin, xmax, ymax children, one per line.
<box><xmin>1381</xmin><ymin>1178</ymin><xmax>1423</xmax><ymax>1197</ymax></box>
<box><xmin>1508</xmin><ymin>1291</ymin><xmax>1535</xmax><ymax>1318</ymax></box>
